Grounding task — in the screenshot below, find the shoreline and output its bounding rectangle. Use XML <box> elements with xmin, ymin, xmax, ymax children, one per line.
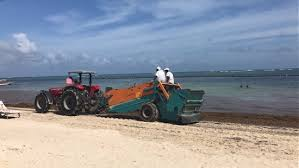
<box><xmin>1</xmin><ymin>90</ymin><xmax>298</xmax><ymax>116</ymax></box>
<box><xmin>6</xmin><ymin>103</ymin><xmax>299</xmax><ymax>128</ymax></box>
<box><xmin>1</xmin><ymin>89</ymin><xmax>298</xmax><ymax>128</ymax></box>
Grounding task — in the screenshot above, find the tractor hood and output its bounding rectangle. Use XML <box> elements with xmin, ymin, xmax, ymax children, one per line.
<box><xmin>48</xmin><ymin>87</ymin><xmax>63</xmax><ymax>97</ymax></box>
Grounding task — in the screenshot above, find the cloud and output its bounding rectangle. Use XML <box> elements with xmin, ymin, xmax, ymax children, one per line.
<box><xmin>1</xmin><ymin>1</ymin><xmax>298</xmax><ymax>77</ymax></box>
<box><xmin>44</xmin><ymin>52</ymin><xmax>66</xmax><ymax>65</ymax></box>
<box><xmin>140</xmin><ymin>0</ymin><xmax>275</xmax><ymax>20</ymax></box>
<box><xmin>0</xmin><ymin>33</ymin><xmax>42</xmax><ymax>68</ymax></box>
<box><xmin>145</xmin><ymin>0</ymin><xmax>217</xmax><ymax>19</ymax></box>
<box><xmin>12</xmin><ymin>33</ymin><xmax>37</xmax><ymax>54</ymax></box>
<box><xmin>44</xmin><ymin>10</ymin><xmax>84</xmax><ymax>34</ymax></box>
<box><xmin>213</xmin><ymin>26</ymin><xmax>298</xmax><ymax>43</ymax></box>
<box><xmin>0</xmin><ymin>41</ymin><xmax>11</xmax><ymax>50</ymax></box>
<box><xmin>44</xmin><ymin>0</ymin><xmax>138</xmax><ymax>34</ymax></box>
<box><xmin>59</xmin><ymin>1</ymin><xmax>297</xmax><ymax>72</ymax></box>
<box><xmin>70</xmin><ymin>3</ymin><xmax>296</xmax><ymax>50</ymax></box>
<box><xmin>45</xmin><ymin>10</ymin><xmax>81</xmax><ymax>24</ymax></box>
<box><xmin>45</xmin><ymin>0</ymin><xmax>270</xmax><ymax>34</ymax></box>
<box><xmin>81</xmin><ymin>0</ymin><xmax>137</xmax><ymax>28</ymax></box>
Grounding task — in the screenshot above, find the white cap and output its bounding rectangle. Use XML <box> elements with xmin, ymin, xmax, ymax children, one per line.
<box><xmin>164</xmin><ymin>68</ymin><xmax>170</xmax><ymax>71</ymax></box>
<box><xmin>156</xmin><ymin>66</ymin><xmax>161</xmax><ymax>71</ymax></box>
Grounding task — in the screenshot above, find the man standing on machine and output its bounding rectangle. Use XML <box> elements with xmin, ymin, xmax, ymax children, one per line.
<box><xmin>154</xmin><ymin>66</ymin><xmax>166</xmax><ymax>82</ymax></box>
<box><xmin>164</xmin><ymin>68</ymin><xmax>174</xmax><ymax>84</ymax></box>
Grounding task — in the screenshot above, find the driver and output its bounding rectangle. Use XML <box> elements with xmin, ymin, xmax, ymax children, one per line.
<box><xmin>66</xmin><ymin>76</ymin><xmax>74</xmax><ymax>85</ymax></box>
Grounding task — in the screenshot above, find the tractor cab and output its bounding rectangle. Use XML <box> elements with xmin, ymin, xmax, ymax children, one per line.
<box><xmin>67</xmin><ymin>71</ymin><xmax>100</xmax><ymax>92</ymax></box>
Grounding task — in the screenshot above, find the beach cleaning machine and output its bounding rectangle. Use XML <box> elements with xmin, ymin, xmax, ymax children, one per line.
<box><xmin>99</xmin><ymin>81</ymin><xmax>205</xmax><ymax>124</ymax></box>
<box><xmin>34</xmin><ymin>71</ymin><xmax>205</xmax><ymax>124</ymax></box>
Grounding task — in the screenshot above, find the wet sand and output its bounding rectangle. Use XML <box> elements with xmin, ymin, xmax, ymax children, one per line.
<box><xmin>0</xmin><ymin>90</ymin><xmax>38</xmax><ymax>104</ymax></box>
<box><xmin>0</xmin><ymin>107</ymin><xmax>298</xmax><ymax>168</ymax></box>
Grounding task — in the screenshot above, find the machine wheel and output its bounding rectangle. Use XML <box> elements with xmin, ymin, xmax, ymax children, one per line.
<box><xmin>34</xmin><ymin>92</ymin><xmax>50</xmax><ymax>113</ymax></box>
<box><xmin>60</xmin><ymin>89</ymin><xmax>81</xmax><ymax>116</ymax></box>
<box><xmin>140</xmin><ymin>103</ymin><xmax>159</xmax><ymax>122</ymax></box>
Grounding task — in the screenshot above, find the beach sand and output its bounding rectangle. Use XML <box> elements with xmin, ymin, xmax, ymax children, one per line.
<box><xmin>0</xmin><ymin>108</ymin><xmax>298</xmax><ymax>168</ymax></box>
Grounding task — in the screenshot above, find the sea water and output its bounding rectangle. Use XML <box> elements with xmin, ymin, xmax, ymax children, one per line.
<box><xmin>0</xmin><ymin>70</ymin><xmax>298</xmax><ymax>116</ymax></box>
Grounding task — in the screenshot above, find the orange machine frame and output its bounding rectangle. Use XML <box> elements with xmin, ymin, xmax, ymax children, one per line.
<box><xmin>105</xmin><ymin>81</ymin><xmax>182</xmax><ymax>106</ymax></box>
<box><xmin>105</xmin><ymin>82</ymin><xmax>154</xmax><ymax>106</ymax></box>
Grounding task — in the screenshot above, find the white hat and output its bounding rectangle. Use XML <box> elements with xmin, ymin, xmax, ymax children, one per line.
<box><xmin>156</xmin><ymin>66</ymin><xmax>161</xmax><ymax>71</ymax></box>
<box><xmin>164</xmin><ymin>68</ymin><xmax>170</xmax><ymax>71</ymax></box>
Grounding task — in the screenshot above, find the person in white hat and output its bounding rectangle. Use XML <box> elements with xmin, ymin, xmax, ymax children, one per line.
<box><xmin>154</xmin><ymin>66</ymin><xmax>166</xmax><ymax>82</ymax></box>
<box><xmin>164</xmin><ymin>68</ymin><xmax>174</xmax><ymax>84</ymax></box>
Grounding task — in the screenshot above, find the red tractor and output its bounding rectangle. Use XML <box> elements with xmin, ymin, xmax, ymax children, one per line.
<box><xmin>34</xmin><ymin>71</ymin><xmax>102</xmax><ymax>115</ymax></box>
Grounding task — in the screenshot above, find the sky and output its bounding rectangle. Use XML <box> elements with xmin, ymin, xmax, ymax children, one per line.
<box><xmin>0</xmin><ymin>0</ymin><xmax>298</xmax><ymax>77</ymax></box>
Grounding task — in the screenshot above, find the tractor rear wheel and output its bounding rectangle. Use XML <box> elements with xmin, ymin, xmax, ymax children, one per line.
<box><xmin>140</xmin><ymin>103</ymin><xmax>159</xmax><ymax>122</ymax></box>
<box><xmin>87</xmin><ymin>91</ymin><xmax>103</xmax><ymax>114</ymax></box>
<box><xmin>34</xmin><ymin>92</ymin><xmax>50</xmax><ymax>113</ymax></box>
<box><xmin>60</xmin><ymin>89</ymin><xmax>81</xmax><ymax>116</ymax></box>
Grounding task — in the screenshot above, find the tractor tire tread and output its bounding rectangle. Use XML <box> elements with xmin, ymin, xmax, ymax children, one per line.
<box><xmin>34</xmin><ymin>92</ymin><xmax>50</xmax><ymax>113</ymax></box>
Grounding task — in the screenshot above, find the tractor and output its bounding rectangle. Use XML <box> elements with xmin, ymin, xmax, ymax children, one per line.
<box><xmin>34</xmin><ymin>71</ymin><xmax>102</xmax><ymax>115</ymax></box>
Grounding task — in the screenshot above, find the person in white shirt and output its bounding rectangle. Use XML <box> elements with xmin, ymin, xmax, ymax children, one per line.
<box><xmin>164</xmin><ymin>68</ymin><xmax>174</xmax><ymax>84</ymax></box>
<box><xmin>154</xmin><ymin>66</ymin><xmax>166</xmax><ymax>82</ymax></box>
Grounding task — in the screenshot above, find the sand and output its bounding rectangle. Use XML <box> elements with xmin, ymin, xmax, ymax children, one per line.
<box><xmin>0</xmin><ymin>108</ymin><xmax>298</xmax><ymax>168</ymax></box>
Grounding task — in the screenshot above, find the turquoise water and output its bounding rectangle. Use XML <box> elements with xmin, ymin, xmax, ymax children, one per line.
<box><xmin>2</xmin><ymin>76</ymin><xmax>298</xmax><ymax>102</ymax></box>
<box><xmin>180</xmin><ymin>76</ymin><xmax>299</xmax><ymax>101</ymax></box>
<box><xmin>0</xmin><ymin>70</ymin><xmax>298</xmax><ymax>116</ymax></box>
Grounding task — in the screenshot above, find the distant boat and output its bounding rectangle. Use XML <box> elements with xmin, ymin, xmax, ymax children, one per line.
<box><xmin>0</xmin><ymin>79</ymin><xmax>12</xmax><ymax>86</ymax></box>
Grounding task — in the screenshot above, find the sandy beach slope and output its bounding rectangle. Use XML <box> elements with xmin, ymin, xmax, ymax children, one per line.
<box><xmin>0</xmin><ymin>108</ymin><xmax>298</xmax><ymax>168</ymax></box>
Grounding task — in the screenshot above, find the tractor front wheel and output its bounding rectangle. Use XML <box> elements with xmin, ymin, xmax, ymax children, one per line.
<box><xmin>140</xmin><ymin>103</ymin><xmax>159</xmax><ymax>122</ymax></box>
<box><xmin>34</xmin><ymin>92</ymin><xmax>50</xmax><ymax>113</ymax></box>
